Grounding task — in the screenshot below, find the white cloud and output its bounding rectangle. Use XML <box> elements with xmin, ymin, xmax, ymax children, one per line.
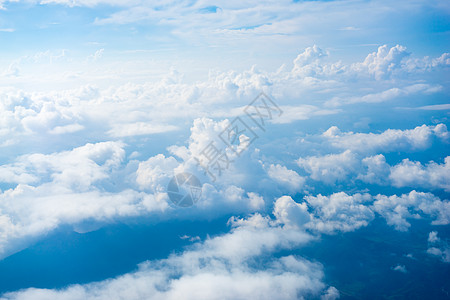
<box><xmin>322</xmin><ymin>124</ymin><xmax>448</xmax><ymax>154</ymax></box>
<box><xmin>352</xmin><ymin>44</ymin><xmax>410</xmax><ymax>80</ymax></box>
<box><xmin>48</xmin><ymin>123</ymin><xmax>84</xmax><ymax>134</ymax></box>
<box><xmin>0</xmin><ymin>141</ymin><xmax>175</xmax><ymax>258</ymax></box>
<box><xmin>0</xmin><ymin>185</ymin><xmax>169</xmax><ymax>259</ymax></box>
<box><xmin>135</xmin><ymin>154</ymin><xmax>180</xmax><ymax>192</ymax></box>
<box><xmin>392</xmin><ymin>265</ymin><xmax>407</xmax><ymax>273</ymax></box>
<box><xmin>0</xmin><ymin>45</ymin><xmax>448</xmax><ymax>148</ymax></box>
<box><xmin>291</xmin><ymin>45</ymin><xmax>328</xmax><ymax>77</ymax></box>
<box><xmin>321</xmin><ymin>286</ymin><xmax>340</xmax><ymax>300</ymax></box>
<box><xmin>426</xmin><ymin>231</ymin><xmax>450</xmax><ymax>263</ymax></box>
<box><xmin>357</xmin><ymin>154</ymin><xmax>390</xmax><ymax>185</ymax></box>
<box><xmin>0</xmin><ymin>141</ymin><xmax>125</xmax><ymax>188</ymax></box>
<box><xmin>372</xmin><ymin>191</ymin><xmax>450</xmax><ymax>231</ymax></box>
<box><xmin>290</xmin><ymin>124</ymin><xmax>450</xmax><ymax>193</ymax></box>
<box><xmin>273</xmin><ymin>196</ymin><xmax>311</xmax><ymax>229</ymax></box>
<box><xmin>0</xmin><ymin>115</ymin><xmax>278</xmax><ymax>259</ymax></box>
<box><xmin>389</xmin><ymin>156</ymin><xmax>450</xmax><ymax>192</ymax></box>
<box><xmin>267</xmin><ymin>164</ymin><xmax>305</xmax><ymax>192</ymax></box>
<box><xmin>1</xmin><ymin>214</ymin><xmax>337</xmax><ymax>300</ymax></box>
<box><xmin>427</xmin><ymin>246</ymin><xmax>450</xmax><ymax>263</ymax></box>
<box><xmin>297</xmin><ymin>150</ymin><xmax>450</xmax><ymax>193</ymax></box>
<box><xmin>297</xmin><ymin>150</ymin><xmax>358</xmax><ymax>184</ymax></box>
<box><xmin>273</xmin><ymin>190</ymin><xmax>449</xmax><ymax>235</ymax></box>
<box><xmin>428</xmin><ymin>231</ymin><xmax>440</xmax><ymax>243</ymax></box>
<box><xmin>0</xmin><ymin>0</ymin><xmax>448</xmax><ymax>296</ymax></box>
<box><xmin>304</xmin><ymin>192</ymin><xmax>374</xmax><ymax>234</ymax></box>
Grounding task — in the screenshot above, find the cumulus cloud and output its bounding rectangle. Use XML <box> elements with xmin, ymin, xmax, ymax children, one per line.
<box><xmin>389</xmin><ymin>156</ymin><xmax>450</xmax><ymax>192</ymax></box>
<box><xmin>0</xmin><ymin>44</ymin><xmax>448</xmax><ymax>151</ymax></box>
<box><xmin>135</xmin><ymin>154</ymin><xmax>180</xmax><ymax>192</ymax></box>
<box><xmin>288</xmin><ymin>44</ymin><xmax>448</xmax><ymax>84</ymax></box>
<box><xmin>0</xmin><ymin>184</ymin><xmax>170</xmax><ymax>259</ymax></box>
<box><xmin>426</xmin><ymin>231</ymin><xmax>450</xmax><ymax>263</ymax></box>
<box><xmin>372</xmin><ymin>191</ymin><xmax>450</xmax><ymax>231</ymax></box>
<box><xmin>266</xmin><ymin>164</ymin><xmax>305</xmax><ymax>192</ymax></box>
<box><xmin>428</xmin><ymin>231</ymin><xmax>440</xmax><ymax>243</ymax></box>
<box><xmin>297</xmin><ymin>150</ymin><xmax>450</xmax><ymax>193</ymax></box>
<box><xmin>0</xmin><ymin>0</ymin><xmax>448</xmax><ymax>297</ymax></box>
<box><xmin>427</xmin><ymin>247</ymin><xmax>450</xmax><ymax>263</ymax></box>
<box><xmin>392</xmin><ymin>265</ymin><xmax>407</xmax><ymax>273</ymax></box>
<box><xmin>272</xmin><ymin>191</ymin><xmax>449</xmax><ymax>234</ymax></box>
<box><xmin>273</xmin><ymin>193</ymin><xmax>374</xmax><ymax>234</ymax></box>
<box><xmin>321</xmin><ymin>286</ymin><xmax>340</xmax><ymax>300</ymax></box>
<box><xmin>322</xmin><ymin>124</ymin><xmax>448</xmax><ymax>154</ymax></box>
<box><xmin>291</xmin><ymin>45</ymin><xmax>329</xmax><ymax>77</ymax></box>
<box><xmin>304</xmin><ymin>192</ymin><xmax>374</xmax><ymax>234</ymax></box>
<box><xmin>297</xmin><ymin>150</ymin><xmax>359</xmax><ymax>185</ymax></box>
<box><xmin>352</xmin><ymin>44</ymin><xmax>410</xmax><ymax>80</ymax></box>
<box><xmin>273</xmin><ymin>196</ymin><xmax>311</xmax><ymax>228</ymax></box>
<box><xmin>293</xmin><ymin>124</ymin><xmax>450</xmax><ymax>191</ymax></box>
<box><xmin>0</xmin><ymin>116</ymin><xmax>275</xmax><ymax>259</ymax></box>
<box><xmin>0</xmin><ymin>214</ymin><xmax>337</xmax><ymax>300</ymax></box>
<box><xmin>0</xmin><ymin>141</ymin><xmax>125</xmax><ymax>188</ymax></box>
<box><xmin>0</xmin><ymin>142</ymin><xmax>173</xmax><ymax>258</ymax></box>
<box><xmin>357</xmin><ymin>154</ymin><xmax>390</xmax><ymax>185</ymax></box>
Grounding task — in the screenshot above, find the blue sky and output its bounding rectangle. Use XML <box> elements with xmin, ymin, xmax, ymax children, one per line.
<box><xmin>0</xmin><ymin>0</ymin><xmax>449</xmax><ymax>299</ymax></box>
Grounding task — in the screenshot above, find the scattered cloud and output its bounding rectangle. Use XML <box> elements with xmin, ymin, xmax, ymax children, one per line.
<box><xmin>0</xmin><ymin>213</ymin><xmax>337</xmax><ymax>300</ymax></box>
<box><xmin>392</xmin><ymin>264</ymin><xmax>407</xmax><ymax>273</ymax></box>
<box><xmin>373</xmin><ymin>191</ymin><xmax>450</xmax><ymax>231</ymax></box>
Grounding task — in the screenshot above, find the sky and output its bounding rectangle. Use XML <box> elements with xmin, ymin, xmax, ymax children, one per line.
<box><xmin>0</xmin><ymin>0</ymin><xmax>449</xmax><ymax>299</ymax></box>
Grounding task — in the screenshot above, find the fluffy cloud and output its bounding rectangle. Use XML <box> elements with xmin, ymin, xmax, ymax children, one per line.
<box><xmin>352</xmin><ymin>44</ymin><xmax>410</xmax><ymax>80</ymax></box>
<box><xmin>272</xmin><ymin>191</ymin><xmax>449</xmax><ymax>234</ymax></box>
<box><xmin>0</xmin><ymin>214</ymin><xmax>337</xmax><ymax>300</ymax></box>
<box><xmin>0</xmin><ymin>142</ymin><xmax>173</xmax><ymax>258</ymax></box>
<box><xmin>297</xmin><ymin>150</ymin><xmax>359</xmax><ymax>184</ymax></box>
<box><xmin>0</xmin><ymin>117</ymin><xmax>273</xmax><ymax>259</ymax></box>
<box><xmin>267</xmin><ymin>164</ymin><xmax>305</xmax><ymax>192</ymax></box>
<box><xmin>321</xmin><ymin>286</ymin><xmax>340</xmax><ymax>300</ymax></box>
<box><xmin>389</xmin><ymin>156</ymin><xmax>450</xmax><ymax>192</ymax></box>
<box><xmin>392</xmin><ymin>265</ymin><xmax>407</xmax><ymax>273</ymax></box>
<box><xmin>288</xmin><ymin>44</ymin><xmax>448</xmax><ymax>83</ymax></box>
<box><xmin>304</xmin><ymin>192</ymin><xmax>374</xmax><ymax>234</ymax></box>
<box><xmin>294</xmin><ymin>124</ymin><xmax>449</xmax><ymax>192</ymax></box>
<box><xmin>0</xmin><ymin>44</ymin><xmax>448</xmax><ymax>151</ymax></box>
<box><xmin>0</xmin><ymin>141</ymin><xmax>125</xmax><ymax>188</ymax></box>
<box><xmin>428</xmin><ymin>231</ymin><xmax>440</xmax><ymax>243</ymax></box>
<box><xmin>427</xmin><ymin>247</ymin><xmax>450</xmax><ymax>263</ymax></box>
<box><xmin>357</xmin><ymin>154</ymin><xmax>390</xmax><ymax>185</ymax></box>
<box><xmin>426</xmin><ymin>231</ymin><xmax>450</xmax><ymax>263</ymax></box>
<box><xmin>291</xmin><ymin>45</ymin><xmax>329</xmax><ymax>77</ymax></box>
<box><xmin>273</xmin><ymin>193</ymin><xmax>374</xmax><ymax>234</ymax></box>
<box><xmin>0</xmin><ymin>0</ymin><xmax>448</xmax><ymax>297</ymax></box>
<box><xmin>322</xmin><ymin>124</ymin><xmax>448</xmax><ymax>154</ymax></box>
<box><xmin>273</xmin><ymin>196</ymin><xmax>311</xmax><ymax>228</ymax></box>
<box><xmin>0</xmin><ymin>184</ymin><xmax>169</xmax><ymax>259</ymax></box>
<box><xmin>136</xmin><ymin>154</ymin><xmax>180</xmax><ymax>192</ymax></box>
<box><xmin>372</xmin><ymin>191</ymin><xmax>450</xmax><ymax>231</ymax></box>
